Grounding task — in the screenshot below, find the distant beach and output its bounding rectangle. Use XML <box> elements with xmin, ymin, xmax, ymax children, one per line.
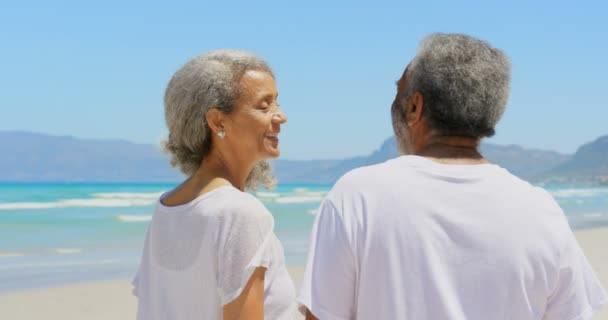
<box><xmin>0</xmin><ymin>183</ymin><xmax>607</xmax><ymax>318</ymax></box>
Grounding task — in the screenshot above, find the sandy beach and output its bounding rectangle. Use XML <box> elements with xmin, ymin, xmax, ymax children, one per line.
<box><xmin>1</xmin><ymin>228</ymin><xmax>606</xmax><ymax>319</ymax></box>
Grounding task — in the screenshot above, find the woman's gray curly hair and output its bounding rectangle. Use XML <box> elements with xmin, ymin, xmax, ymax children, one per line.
<box><xmin>162</xmin><ymin>49</ymin><xmax>277</xmax><ymax>190</ymax></box>
<box><xmin>402</xmin><ymin>33</ymin><xmax>511</xmax><ymax>138</ymax></box>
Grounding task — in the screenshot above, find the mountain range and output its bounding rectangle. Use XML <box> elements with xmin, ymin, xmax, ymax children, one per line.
<box><xmin>1</xmin><ymin>131</ymin><xmax>607</xmax><ymax>186</ymax></box>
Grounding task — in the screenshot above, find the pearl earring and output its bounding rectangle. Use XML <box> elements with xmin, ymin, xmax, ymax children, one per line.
<box><xmin>217</xmin><ymin>131</ymin><xmax>226</xmax><ymax>139</ymax></box>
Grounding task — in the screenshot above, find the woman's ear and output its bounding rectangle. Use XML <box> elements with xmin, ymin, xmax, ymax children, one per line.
<box><xmin>205</xmin><ymin>108</ymin><xmax>224</xmax><ymax>134</ymax></box>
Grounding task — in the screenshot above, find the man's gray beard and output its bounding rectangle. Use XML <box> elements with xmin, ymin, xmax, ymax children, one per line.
<box><xmin>390</xmin><ymin>100</ymin><xmax>413</xmax><ymax>155</ymax></box>
<box><xmin>395</xmin><ymin>125</ymin><xmax>413</xmax><ymax>155</ymax></box>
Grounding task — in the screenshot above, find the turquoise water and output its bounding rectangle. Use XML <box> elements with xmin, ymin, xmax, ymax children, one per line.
<box><xmin>0</xmin><ymin>182</ymin><xmax>607</xmax><ymax>292</ymax></box>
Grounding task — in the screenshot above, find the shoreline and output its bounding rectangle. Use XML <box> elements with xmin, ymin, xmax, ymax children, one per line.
<box><xmin>0</xmin><ymin>265</ymin><xmax>305</xmax><ymax>320</ymax></box>
<box><xmin>1</xmin><ymin>228</ymin><xmax>606</xmax><ymax>319</ymax></box>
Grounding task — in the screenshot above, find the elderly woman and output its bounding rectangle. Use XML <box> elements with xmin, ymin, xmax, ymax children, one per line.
<box><xmin>133</xmin><ymin>50</ymin><xmax>295</xmax><ymax>319</ymax></box>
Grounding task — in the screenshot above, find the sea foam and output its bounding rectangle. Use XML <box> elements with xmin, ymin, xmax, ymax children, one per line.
<box><xmin>0</xmin><ymin>191</ymin><xmax>161</xmax><ymax>210</ymax></box>
<box><xmin>0</xmin><ymin>259</ymin><xmax>120</xmax><ymax>270</ymax></box>
<box><xmin>54</xmin><ymin>248</ymin><xmax>82</xmax><ymax>254</ymax></box>
<box><xmin>274</xmin><ymin>196</ymin><xmax>325</xmax><ymax>204</ymax></box>
<box><xmin>579</xmin><ymin>212</ymin><xmax>608</xmax><ymax>220</ymax></box>
<box><xmin>549</xmin><ymin>188</ymin><xmax>608</xmax><ymax>198</ymax></box>
<box><xmin>93</xmin><ymin>192</ymin><xmax>163</xmax><ymax>199</ymax></box>
<box><xmin>116</xmin><ymin>214</ymin><xmax>152</xmax><ymax>222</ymax></box>
<box><xmin>255</xmin><ymin>189</ymin><xmax>327</xmax><ymax>204</ymax></box>
<box><xmin>0</xmin><ymin>253</ymin><xmax>25</xmax><ymax>258</ymax></box>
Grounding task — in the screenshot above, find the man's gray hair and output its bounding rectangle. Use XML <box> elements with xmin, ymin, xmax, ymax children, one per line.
<box><xmin>405</xmin><ymin>33</ymin><xmax>511</xmax><ymax>137</ymax></box>
<box><xmin>163</xmin><ymin>49</ymin><xmax>276</xmax><ymax>190</ymax></box>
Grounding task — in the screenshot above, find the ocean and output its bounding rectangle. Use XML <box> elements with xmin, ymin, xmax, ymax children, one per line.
<box><xmin>0</xmin><ymin>182</ymin><xmax>607</xmax><ymax>293</ymax></box>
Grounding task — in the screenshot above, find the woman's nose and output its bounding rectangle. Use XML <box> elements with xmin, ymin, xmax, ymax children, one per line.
<box><xmin>273</xmin><ymin>108</ymin><xmax>287</xmax><ymax>124</ymax></box>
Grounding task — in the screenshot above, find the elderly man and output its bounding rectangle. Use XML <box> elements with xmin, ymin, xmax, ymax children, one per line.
<box><xmin>298</xmin><ymin>33</ymin><xmax>607</xmax><ymax>320</ymax></box>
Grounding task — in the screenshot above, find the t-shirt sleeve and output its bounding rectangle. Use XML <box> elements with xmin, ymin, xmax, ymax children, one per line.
<box><xmin>543</xmin><ymin>230</ymin><xmax>607</xmax><ymax>320</ymax></box>
<box><xmin>298</xmin><ymin>199</ymin><xmax>357</xmax><ymax>320</ymax></box>
<box><xmin>216</xmin><ymin>199</ymin><xmax>274</xmax><ymax>305</ymax></box>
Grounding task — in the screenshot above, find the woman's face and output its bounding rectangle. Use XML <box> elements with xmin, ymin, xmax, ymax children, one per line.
<box><xmin>224</xmin><ymin>69</ymin><xmax>287</xmax><ymax>161</ymax></box>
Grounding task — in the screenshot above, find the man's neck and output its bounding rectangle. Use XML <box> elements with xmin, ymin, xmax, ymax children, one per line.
<box><xmin>415</xmin><ymin>136</ymin><xmax>488</xmax><ymax>164</ymax></box>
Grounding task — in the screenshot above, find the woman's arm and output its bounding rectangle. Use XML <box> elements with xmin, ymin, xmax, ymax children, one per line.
<box><xmin>223</xmin><ymin>267</ymin><xmax>266</xmax><ymax>320</ymax></box>
<box><xmin>305</xmin><ymin>309</ymin><xmax>320</xmax><ymax>320</ymax></box>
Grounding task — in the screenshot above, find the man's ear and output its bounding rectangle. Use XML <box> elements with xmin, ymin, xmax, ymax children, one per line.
<box><xmin>406</xmin><ymin>91</ymin><xmax>424</xmax><ymax>127</ymax></box>
<box><xmin>205</xmin><ymin>108</ymin><xmax>224</xmax><ymax>134</ymax></box>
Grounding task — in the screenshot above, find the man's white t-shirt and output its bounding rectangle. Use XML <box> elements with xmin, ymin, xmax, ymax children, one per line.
<box><xmin>298</xmin><ymin>156</ymin><xmax>607</xmax><ymax>320</ymax></box>
<box><xmin>133</xmin><ymin>185</ymin><xmax>296</xmax><ymax>320</ymax></box>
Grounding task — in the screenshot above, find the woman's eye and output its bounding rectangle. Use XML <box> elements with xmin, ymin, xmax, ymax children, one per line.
<box><xmin>258</xmin><ymin>101</ymin><xmax>276</xmax><ymax>112</ymax></box>
<box><xmin>257</xmin><ymin>102</ymin><xmax>269</xmax><ymax>109</ymax></box>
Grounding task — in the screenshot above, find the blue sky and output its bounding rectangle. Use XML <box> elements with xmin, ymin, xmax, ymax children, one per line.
<box><xmin>1</xmin><ymin>1</ymin><xmax>606</xmax><ymax>159</ymax></box>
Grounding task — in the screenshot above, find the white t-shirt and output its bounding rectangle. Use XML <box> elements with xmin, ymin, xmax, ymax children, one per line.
<box><xmin>298</xmin><ymin>156</ymin><xmax>607</xmax><ymax>320</ymax></box>
<box><xmin>133</xmin><ymin>185</ymin><xmax>296</xmax><ymax>320</ymax></box>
